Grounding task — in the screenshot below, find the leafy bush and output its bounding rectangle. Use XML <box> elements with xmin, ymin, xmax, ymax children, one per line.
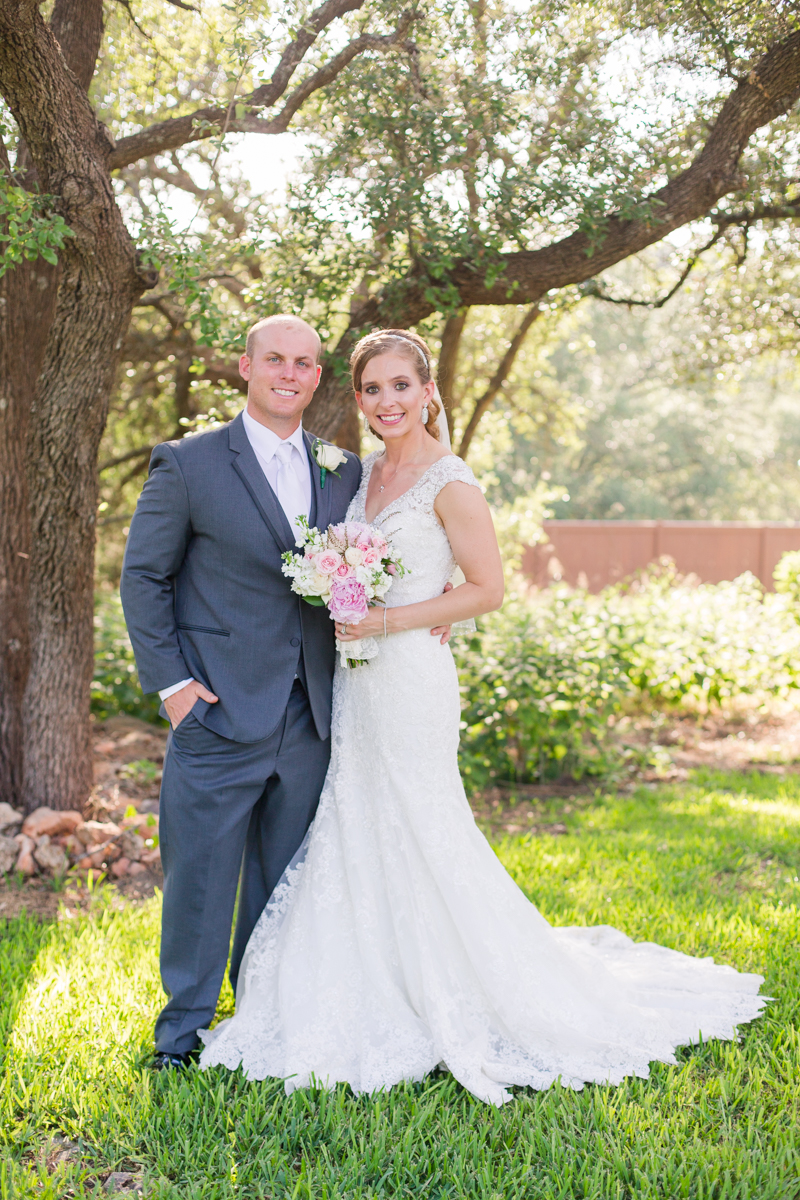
<box><xmin>455</xmin><ymin>568</ymin><xmax>800</xmax><ymax>791</ymax></box>
<box><xmin>92</xmin><ymin>592</ymin><xmax>162</xmax><ymax>724</ymax></box>
<box><xmin>773</xmin><ymin>550</ymin><xmax>800</xmax><ymax>612</ymax></box>
<box><xmin>455</xmin><ymin>592</ymin><xmax>636</xmax><ymax>791</ymax></box>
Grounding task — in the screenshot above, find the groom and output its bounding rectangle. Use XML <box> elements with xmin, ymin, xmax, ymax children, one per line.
<box><xmin>121</xmin><ymin>314</ymin><xmax>362</xmax><ymax>1068</ymax></box>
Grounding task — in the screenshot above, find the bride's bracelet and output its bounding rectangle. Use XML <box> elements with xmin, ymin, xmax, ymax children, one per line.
<box><xmin>383</xmin><ymin>607</ymin><xmax>388</xmax><ymax>639</ymax></box>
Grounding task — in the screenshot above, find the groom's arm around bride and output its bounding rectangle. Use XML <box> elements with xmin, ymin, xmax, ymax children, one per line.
<box><xmin>120</xmin><ymin>315</ymin><xmax>360</xmax><ymax>1067</ymax></box>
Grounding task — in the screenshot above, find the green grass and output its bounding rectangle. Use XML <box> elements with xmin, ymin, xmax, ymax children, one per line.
<box><xmin>2</xmin><ymin>771</ymin><xmax>799</xmax><ymax>1198</ymax></box>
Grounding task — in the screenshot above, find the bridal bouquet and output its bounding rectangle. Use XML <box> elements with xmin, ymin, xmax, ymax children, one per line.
<box><xmin>281</xmin><ymin>517</ymin><xmax>406</xmax><ymax>668</ymax></box>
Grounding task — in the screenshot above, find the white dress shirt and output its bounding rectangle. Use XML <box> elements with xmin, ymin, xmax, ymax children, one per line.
<box><xmin>159</xmin><ymin>411</ymin><xmax>313</xmax><ymax>702</ymax></box>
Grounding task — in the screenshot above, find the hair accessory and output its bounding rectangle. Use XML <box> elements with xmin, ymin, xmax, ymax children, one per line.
<box><xmin>368</xmin><ymin>331</ymin><xmax>430</xmax><ymax>371</ymax></box>
<box><xmin>421</xmin><ymin>404</ymin><xmax>429</xmax><ymax>425</ymax></box>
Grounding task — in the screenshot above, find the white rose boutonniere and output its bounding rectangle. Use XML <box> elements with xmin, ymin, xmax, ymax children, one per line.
<box><xmin>312</xmin><ymin>438</ymin><xmax>348</xmax><ymax>489</ymax></box>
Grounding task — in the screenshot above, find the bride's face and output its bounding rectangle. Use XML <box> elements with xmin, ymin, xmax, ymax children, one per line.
<box><xmin>356</xmin><ymin>352</ymin><xmax>434</xmax><ymax>440</ymax></box>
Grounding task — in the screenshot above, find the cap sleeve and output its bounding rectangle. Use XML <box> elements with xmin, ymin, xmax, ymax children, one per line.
<box><xmin>418</xmin><ymin>455</ymin><xmax>482</xmax><ymax>508</ymax></box>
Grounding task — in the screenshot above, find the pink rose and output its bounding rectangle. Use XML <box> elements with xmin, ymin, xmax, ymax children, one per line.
<box><xmin>317</xmin><ymin>551</ymin><xmax>342</xmax><ymax>574</ymax></box>
<box><xmin>362</xmin><ymin>548</ymin><xmax>379</xmax><ymax>565</ymax></box>
<box><xmin>371</xmin><ymin>534</ymin><xmax>388</xmax><ymax>554</ymax></box>
<box><xmin>329</xmin><ymin>578</ymin><xmax>369</xmax><ymax>624</ymax></box>
<box><xmin>386</xmin><ymin>563</ymin><xmax>397</xmax><ymax>575</ymax></box>
<box><xmin>335</xmin><ymin>563</ymin><xmax>352</xmax><ymax>577</ymax></box>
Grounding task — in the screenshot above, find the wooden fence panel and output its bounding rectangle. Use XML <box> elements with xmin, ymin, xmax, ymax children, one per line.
<box><xmin>522</xmin><ymin>521</ymin><xmax>800</xmax><ymax>592</ymax></box>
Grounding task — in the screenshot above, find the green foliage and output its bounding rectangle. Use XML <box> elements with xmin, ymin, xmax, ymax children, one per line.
<box><xmin>457</xmin><ymin>591</ymin><xmax>634</xmax><ymax>790</ymax></box>
<box><xmin>456</xmin><ymin>570</ymin><xmax>800</xmax><ymax>789</ymax></box>
<box><xmin>774</xmin><ymin>550</ymin><xmax>800</xmax><ymax>611</ymax></box>
<box><xmin>91</xmin><ymin>593</ymin><xmax>161</xmax><ymax>725</ymax></box>
<box><xmin>2</xmin><ymin>773</ymin><xmax>799</xmax><ymax>1195</ymax></box>
<box><xmin>0</xmin><ymin>178</ymin><xmax>73</xmax><ymax>276</ymax></box>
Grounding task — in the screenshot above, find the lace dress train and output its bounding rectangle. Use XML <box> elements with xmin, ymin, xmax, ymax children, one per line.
<box><xmin>199</xmin><ymin>454</ymin><xmax>766</xmax><ymax>1106</ymax></box>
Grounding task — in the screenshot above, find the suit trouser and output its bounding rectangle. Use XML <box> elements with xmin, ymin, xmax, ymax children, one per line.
<box><xmin>154</xmin><ymin>680</ymin><xmax>331</xmax><ymax>1055</ymax></box>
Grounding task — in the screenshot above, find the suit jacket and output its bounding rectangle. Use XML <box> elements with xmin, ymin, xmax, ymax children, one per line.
<box><xmin>120</xmin><ymin>412</ymin><xmax>362</xmax><ymax>742</ymax></box>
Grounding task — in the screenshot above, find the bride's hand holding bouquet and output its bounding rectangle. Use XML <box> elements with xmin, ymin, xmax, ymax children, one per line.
<box><xmin>281</xmin><ymin>517</ymin><xmax>406</xmax><ymax>667</ymax></box>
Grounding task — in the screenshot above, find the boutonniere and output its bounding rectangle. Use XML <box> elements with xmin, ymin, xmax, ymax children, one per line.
<box><xmin>312</xmin><ymin>438</ymin><xmax>347</xmax><ymax>489</ymax></box>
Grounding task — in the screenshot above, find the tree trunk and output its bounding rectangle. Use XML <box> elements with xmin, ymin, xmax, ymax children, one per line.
<box><xmin>0</xmin><ymin>0</ymin><xmax>146</xmax><ymax>810</ymax></box>
<box><xmin>437</xmin><ymin>309</ymin><xmax>468</xmax><ymax>437</ymax></box>
<box><xmin>0</xmin><ymin>159</ymin><xmax>59</xmax><ymax>806</ymax></box>
<box><xmin>21</xmin><ymin>253</ymin><xmax>142</xmax><ymax>811</ymax></box>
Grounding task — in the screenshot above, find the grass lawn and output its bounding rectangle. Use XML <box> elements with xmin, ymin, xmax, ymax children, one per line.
<box><xmin>2</xmin><ymin>769</ymin><xmax>799</xmax><ymax>1198</ymax></box>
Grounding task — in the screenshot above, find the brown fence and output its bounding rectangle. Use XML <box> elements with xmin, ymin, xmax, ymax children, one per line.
<box><xmin>522</xmin><ymin>520</ymin><xmax>800</xmax><ymax>593</ymax></box>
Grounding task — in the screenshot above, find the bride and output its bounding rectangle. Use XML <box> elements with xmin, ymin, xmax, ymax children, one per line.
<box><xmin>200</xmin><ymin>328</ymin><xmax>766</xmax><ymax>1105</ymax></box>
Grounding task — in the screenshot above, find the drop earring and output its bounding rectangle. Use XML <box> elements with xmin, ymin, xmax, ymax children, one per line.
<box><xmin>363</xmin><ymin>415</ymin><xmax>371</xmax><ymax>433</ymax></box>
<box><xmin>421</xmin><ymin>404</ymin><xmax>429</xmax><ymax>425</ymax></box>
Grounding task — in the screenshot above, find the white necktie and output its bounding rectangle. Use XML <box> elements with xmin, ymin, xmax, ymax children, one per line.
<box><xmin>274</xmin><ymin>441</ymin><xmax>308</xmax><ymax>541</ymax></box>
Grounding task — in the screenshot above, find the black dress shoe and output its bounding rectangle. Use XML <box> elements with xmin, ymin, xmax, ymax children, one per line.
<box><xmin>151</xmin><ymin>1050</ymin><xmax>197</xmax><ymax>1071</ymax></box>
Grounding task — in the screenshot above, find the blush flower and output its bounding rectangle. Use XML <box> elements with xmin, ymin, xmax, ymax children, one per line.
<box><xmin>329</xmin><ymin>578</ymin><xmax>369</xmax><ymax>624</ymax></box>
<box><xmin>317</xmin><ymin>551</ymin><xmax>342</xmax><ymax>574</ymax></box>
<box><xmin>335</xmin><ymin>563</ymin><xmax>352</xmax><ymax>577</ymax></box>
<box><xmin>362</xmin><ymin>547</ymin><xmax>379</xmax><ymax>565</ymax></box>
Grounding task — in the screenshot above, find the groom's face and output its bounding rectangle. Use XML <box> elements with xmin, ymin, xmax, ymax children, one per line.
<box><xmin>240</xmin><ymin>322</ymin><xmax>322</xmax><ymax>431</ymax></box>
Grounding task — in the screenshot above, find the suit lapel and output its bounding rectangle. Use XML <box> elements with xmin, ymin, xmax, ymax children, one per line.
<box><xmin>305</xmin><ymin>430</ymin><xmax>332</xmax><ymax>532</ymax></box>
<box><xmin>228</xmin><ymin>413</ymin><xmax>296</xmax><ymax>553</ymax></box>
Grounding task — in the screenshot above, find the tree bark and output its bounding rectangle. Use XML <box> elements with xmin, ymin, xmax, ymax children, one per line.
<box><xmin>0</xmin><ymin>0</ymin><xmax>104</xmax><ymax>808</ymax></box>
<box><xmin>0</xmin><ymin>0</ymin><xmax>145</xmax><ymax>810</ymax></box>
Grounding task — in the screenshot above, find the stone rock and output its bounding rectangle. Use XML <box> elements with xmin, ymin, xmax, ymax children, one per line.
<box><xmin>76</xmin><ymin>820</ymin><xmax>122</xmax><ymax>846</ymax></box>
<box><xmin>141</xmin><ymin>847</ymin><xmax>161</xmax><ymax>866</ymax></box>
<box><xmin>0</xmin><ymin>802</ymin><xmax>22</xmax><ymax>834</ymax></box>
<box><xmin>21</xmin><ymin>807</ymin><xmax>82</xmax><ymax>839</ymax></box>
<box><xmin>0</xmin><ymin>834</ymin><xmax>18</xmax><ymax>874</ymax></box>
<box><xmin>14</xmin><ymin>834</ymin><xmax>36</xmax><ymax>875</ymax></box>
<box><xmin>119</xmin><ymin>830</ymin><xmax>144</xmax><ymax>861</ymax></box>
<box><xmin>127</xmin><ymin>861</ymin><xmax>147</xmax><ymax>877</ymax></box>
<box><xmin>33</xmin><ymin>835</ymin><xmax>68</xmax><ymax>875</ymax></box>
<box><xmin>111</xmin><ymin>857</ymin><xmax>131</xmax><ymax>878</ymax></box>
<box><xmin>103</xmin><ymin>1171</ymin><xmax>141</xmax><ymax>1193</ymax></box>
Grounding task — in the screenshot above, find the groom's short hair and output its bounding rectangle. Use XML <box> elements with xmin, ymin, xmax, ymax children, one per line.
<box><xmin>245</xmin><ymin>315</ymin><xmax>322</xmax><ymax>362</ymax></box>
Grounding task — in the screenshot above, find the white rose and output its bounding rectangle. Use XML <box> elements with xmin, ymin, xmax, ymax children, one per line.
<box><xmin>307</xmin><ymin>571</ymin><xmax>329</xmax><ymax>595</ymax></box>
<box><xmin>345</xmin><ymin>546</ymin><xmax>364</xmax><ymax>566</ymax></box>
<box><xmin>315</xmin><ymin>443</ymin><xmax>348</xmax><ymax>471</ymax></box>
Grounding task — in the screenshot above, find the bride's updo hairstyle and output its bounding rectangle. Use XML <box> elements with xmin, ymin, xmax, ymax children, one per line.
<box><xmin>350</xmin><ymin>328</ymin><xmax>441</xmax><ymax>441</ymax></box>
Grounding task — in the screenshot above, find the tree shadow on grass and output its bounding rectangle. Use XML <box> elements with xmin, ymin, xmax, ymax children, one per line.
<box><xmin>0</xmin><ymin>909</ymin><xmax>55</xmax><ymax>1072</ymax></box>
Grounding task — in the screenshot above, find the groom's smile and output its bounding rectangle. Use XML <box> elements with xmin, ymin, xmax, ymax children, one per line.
<box><xmin>239</xmin><ymin>315</ymin><xmax>322</xmax><ymax>438</ymax></box>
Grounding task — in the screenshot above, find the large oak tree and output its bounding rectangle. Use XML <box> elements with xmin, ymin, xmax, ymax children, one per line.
<box><xmin>2</xmin><ymin>0</ymin><xmax>800</xmax><ymax>813</ymax></box>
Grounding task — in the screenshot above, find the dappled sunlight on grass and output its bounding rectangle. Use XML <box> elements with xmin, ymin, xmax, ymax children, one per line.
<box><xmin>2</xmin><ymin>772</ymin><xmax>799</xmax><ymax>1196</ymax></box>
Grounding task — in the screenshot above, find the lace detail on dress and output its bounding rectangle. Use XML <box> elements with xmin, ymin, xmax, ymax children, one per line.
<box><xmin>199</xmin><ymin>449</ymin><xmax>766</xmax><ymax>1106</ymax></box>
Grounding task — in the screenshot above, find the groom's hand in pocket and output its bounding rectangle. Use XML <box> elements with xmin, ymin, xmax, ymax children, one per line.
<box><xmin>164</xmin><ymin>680</ymin><xmax>219</xmax><ymax>729</ymax></box>
<box><xmin>431</xmin><ymin>581</ymin><xmax>453</xmax><ymax>646</ymax></box>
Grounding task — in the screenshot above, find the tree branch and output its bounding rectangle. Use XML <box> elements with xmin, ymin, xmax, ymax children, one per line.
<box><xmin>98</xmin><ymin>444</ymin><xmax>153</xmax><ymax>473</ymax></box>
<box><xmin>349</xmin><ymin>28</ymin><xmax>800</xmax><ymax>330</ymax></box>
<box><xmin>583</xmin><ymin>228</ymin><xmax>725</xmax><ymax>309</ymax></box>
<box><xmin>108</xmin><ymin>0</ymin><xmax>390</xmax><ymax>168</ymax></box>
<box><xmin>456</xmin><ymin>305</ymin><xmax>540</xmax><ymax>459</ymax></box>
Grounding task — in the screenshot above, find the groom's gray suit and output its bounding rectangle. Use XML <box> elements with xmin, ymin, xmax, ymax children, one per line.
<box><xmin>120</xmin><ymin>411</ymin><xmax>360</xmax><ymax>1055</ymax></box>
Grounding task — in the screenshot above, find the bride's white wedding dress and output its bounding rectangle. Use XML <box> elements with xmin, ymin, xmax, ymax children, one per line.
<box><xmin>199</xmin><ymin>453</ymin><xmax>766</xmax><ymax>1105</ymax></box>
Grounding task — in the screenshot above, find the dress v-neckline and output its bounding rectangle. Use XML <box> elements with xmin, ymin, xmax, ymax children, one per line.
<box><xmin>363</xmin><ymin>452</ymin><xmax>453</xmax><ymax>524</ymax></box>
